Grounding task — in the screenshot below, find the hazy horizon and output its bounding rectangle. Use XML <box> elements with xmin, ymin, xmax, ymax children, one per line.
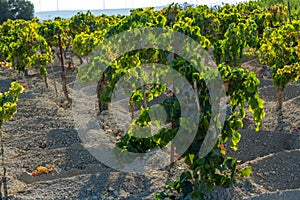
<box><xmin>29</xmin><ymin>0</ymin><xmax>247</xmax><ymax>12</ymax></box>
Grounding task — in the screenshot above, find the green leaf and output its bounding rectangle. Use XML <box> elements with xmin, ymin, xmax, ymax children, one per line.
<box><xmin>239</xmin><ymin>166</ymin><xmax>252</xmax><ymax>177</ymax></box>
<box><xmin>185</xmin><ymin>153</ymin><xmax>195</xmax><ymax>165</ymax></box>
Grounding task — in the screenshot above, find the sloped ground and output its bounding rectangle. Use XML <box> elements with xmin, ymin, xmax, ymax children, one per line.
<box><xmin>0</xmin><ymin>59</ymin><xmax>299</xmax><ymax>199</ymax></box>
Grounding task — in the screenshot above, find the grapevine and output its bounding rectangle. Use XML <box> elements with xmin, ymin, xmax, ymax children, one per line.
<box><xmin>258</xmin><ymin>19</ymin><xmax>300</xmax><ymax>110</ymax></box>
<box><xmin>0</xmin><ymin>82</ymin><xmax>23</xmax><ymax>198</ymax></box>
<box><xmin>76</xmin><ymin>4</ymin><xmax>266</xmax><ymax>199</ymax></box>
<box><xmin>0</xmin><ymin>19</ymin><xmax>52</xmax><ymax>86</ymax></box>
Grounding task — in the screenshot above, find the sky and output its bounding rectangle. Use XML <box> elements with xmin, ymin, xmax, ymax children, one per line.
<box><xmin>28</xmin><ymin>0</ymin><xmax>244</xmax><ymax>12</ymax></box>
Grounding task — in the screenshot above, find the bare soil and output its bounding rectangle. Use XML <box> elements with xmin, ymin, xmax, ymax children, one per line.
<box><xmin>0</xmin><ymin>57</ymin><xmax>299</xmax><ymax>199</ymax></box>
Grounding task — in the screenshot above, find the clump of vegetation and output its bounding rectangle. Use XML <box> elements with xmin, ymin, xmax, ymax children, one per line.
<box><xmin>0</xmin><ymin>0</ymin><xmax>34</xmax><ymax>24</ymax></box>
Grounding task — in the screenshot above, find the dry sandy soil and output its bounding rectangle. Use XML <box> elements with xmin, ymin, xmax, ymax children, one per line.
<box><xmin>0</xmin><ymin>57</ymin><xmax>299</xmax><ymax>199</ymax></box>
